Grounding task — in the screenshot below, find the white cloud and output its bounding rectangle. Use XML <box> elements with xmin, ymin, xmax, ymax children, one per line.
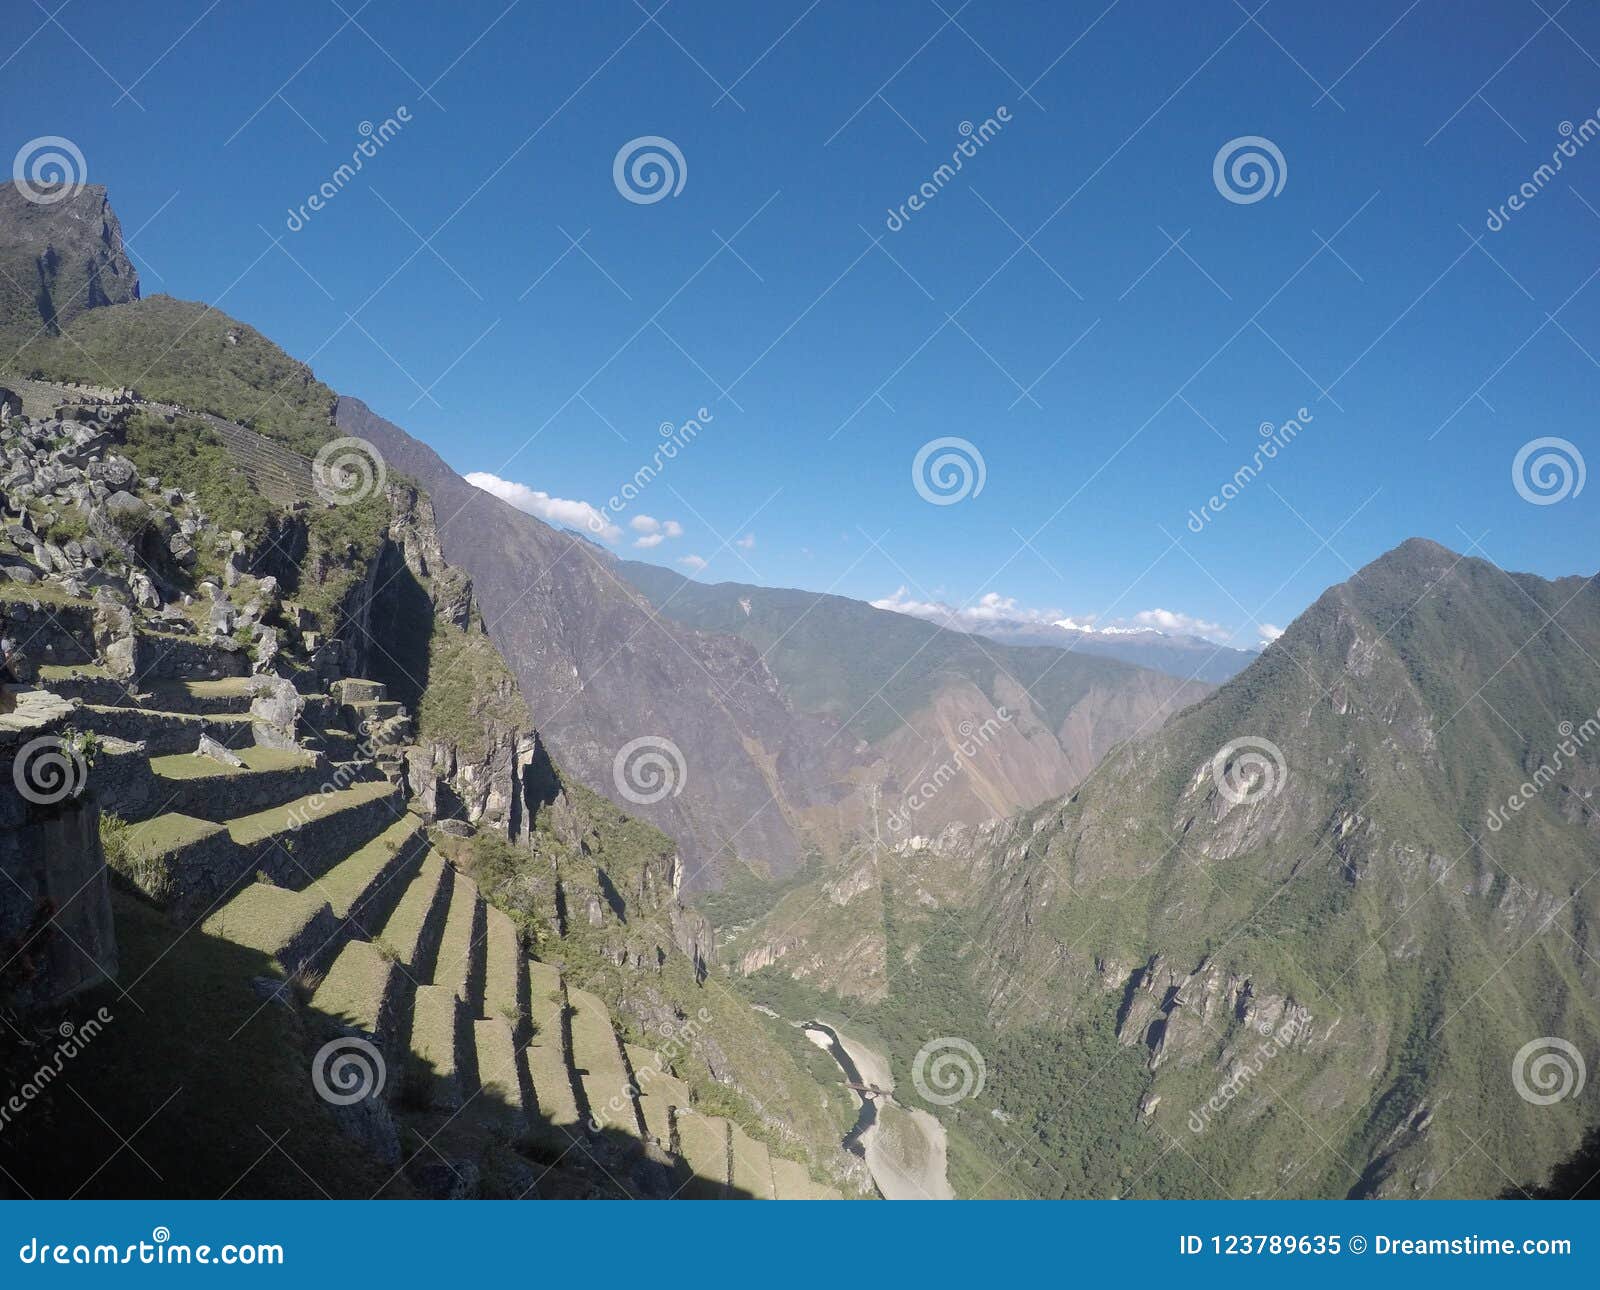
<box><xmin>678</xmin><ymin>554</ymin><xmax>708</xmax><ymax>572</ymax></box>
<box><xmin>1257</xmin><ymin>622</ymin><xmax>1285</xmax><ymax>644</ymax></box>
<box><xmin>873</xmin><ymin>588</ymin><xmax>1236</xmax><ymax>644</ymax></box>
<box><xmin>1130</xmin><ymin>608</ymin><xmax>1229</xmax><ymax>643</ymax></box>
<box><xmin>466</xmin><ymin>472</ymin><xmax>620</xmax><ymax>543</ymax></box>
<box><xmin>871</xmin><ymin>586</ymin><xmax>1061</xmax><ymax>629</ymax></box>
<box><xmin>629</xmin><ymin>516</ymin><xmax>684</xmax><ymax>548</ymax></box>
<box><xmin>735</xmin><ymin>533</ymin><xmax>755</xmax><ymax>550</ymax></box>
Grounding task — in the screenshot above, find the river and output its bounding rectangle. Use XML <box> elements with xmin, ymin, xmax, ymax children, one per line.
<box><xmin>802</xmin><ymin>1021</ymin><xmax>954</xmax><ymax>1200</ymax></box>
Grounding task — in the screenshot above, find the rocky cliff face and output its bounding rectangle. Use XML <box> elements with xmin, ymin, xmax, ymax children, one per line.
<box><xmin>0</xmin><ymin>183</ymin><xmax>139</xmax><ymax>335</ymax></box>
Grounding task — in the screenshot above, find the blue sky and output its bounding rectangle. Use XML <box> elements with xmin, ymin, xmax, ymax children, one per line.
<box><xmin>4</xmin><ymin>0</ymin><xmax>1597</xmax><ymax>647</ymax></box>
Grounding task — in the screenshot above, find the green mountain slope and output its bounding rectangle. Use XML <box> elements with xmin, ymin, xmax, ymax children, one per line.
<box><xmin>734</xmin><ymin>539</ymin><xmax>1600</xmax><ymax>1198</ymax></box>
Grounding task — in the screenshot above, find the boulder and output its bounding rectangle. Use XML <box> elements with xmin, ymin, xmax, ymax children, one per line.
<box><xmin>195</xmin><ymin>735</ymin><xmax>245</xmax><ymax>768</ymax></box>
<box><xmin>248</xmin><ymin>675</ymin><xmax>303</xmax><ymax>749</ymax></box>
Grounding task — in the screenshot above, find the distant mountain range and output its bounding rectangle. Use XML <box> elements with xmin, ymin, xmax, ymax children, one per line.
<box><xmin>329</xmin><ymin>402</ymin><xmax>1218</xmax><ymax>887</ymax></box>
<box><xmin>885</xmin><ymin>608</ymin><xmax>1260</xmax><ymax>684</ymax></box>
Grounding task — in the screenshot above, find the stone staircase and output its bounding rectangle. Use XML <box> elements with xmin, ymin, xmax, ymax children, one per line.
<box><xmin>22</xmin><ymin>639</ymin><xmax>839</xmax><ymax>1199</ymax></box>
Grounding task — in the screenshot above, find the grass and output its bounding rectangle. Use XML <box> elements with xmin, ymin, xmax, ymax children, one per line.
<box><xmin>123</xmin><ymin>811</ymin><xmax>222</xmax><ymax>857</ymax></box>
<box><xmin>317</xmin><ymin>814</ymin><xmax>423</xmax><ymax>919</ymax></box>
<box><xmin>481</xmin><ymin>904</ymin><xmax>523</xmax><ymax>1029</ymax></box>
<box><xmin>202</xmin><ymin>882</ymin><xmax>325</xmax><ymax>960</ymax></box>
<box><xmin>148</xmin><ymin>745</ymin><xmax>313</xmax><ymax>781</ymax></box>
<box><xmin>407</xmin><ymin>983</ymin><xmax>462</xmax><ymax>1107</ymax></box>
<box><xmin>729</xmin><ymin>1122</ymin><xmax>775</xmax><ymax>1199</ymax></box>
<box><xmin>565</xmin><ymin>986</ymin><xmax>634</xmax><ymax>1119</ymax></box>
<box><xmin>471</xmin><ymin>1018</ymin><xmax>522</xmax><ymax>1123</ymax></box>
<box><xmin>16</xmin><ymin>296</ymin><xmax>338</xmax><ymax>456</ymax></box>
<box><xmin>433</xmin><ymin>872</ymin><xmax>481</xmax><ymax>1003</ymax></box>
<box><xmin>377</xmin><ymin>853</ymin><xmax>448</xmax><ymax>968</ymax></box>
<box><xmin>225</xmin><ymin>780</ymin><xmax>395</xmax><ymax>847</ymax></box>
<box><xmin>415</xmin><ymin>618</ymin><xmax>529</xmax><ymax>762</ymax></box>
<box><xmin>674</xmin><ymin>1110</ymin><xmax>729</xmax><ymax>1193</ymax></box>
<box><xmin>308</xmin><ymin>940</ymin><xmax>394</xmax><ymax>1035</ymax></box>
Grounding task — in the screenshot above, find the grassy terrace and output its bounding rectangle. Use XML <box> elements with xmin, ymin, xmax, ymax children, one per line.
<box><xmin>126</xmin><ymin>811</ymin><xmax>222</xmax><ymax>856</ymax></box>
<box><xmin>626</xmin><ymin>1043</ymin><xmax>688</xmax><ymax>1146</ymax></box>
<box><xmin>317</xmin><ymin>814</ymin><xmax>423</xmax><ymax>919</ymax></box>
<box><xmin>482</xmin><ymin>904</ymin><xmax>522</xmax><ymax>1027</ymax></box>
<box><xmin>769</xmin><ymin>1155</ymin><xmax>813</xmax><ymax>1200</ymax></box>
<box><xmin>674</xmin><ymin>1111</ymin><xmax>728</xmax><ymax>1196</ymax></box>
<box><xmin>36</xmin><ymin>662</ymin><xmax>110</xmax><ymax>681</ymax></box>
<box><xmin>225</xmin><ymin>780</ymin><xmax>395</xmax><ymax>847</ymax></box>
<box><xmin>202</xmin><ymin>883</ymin><xmax>325</xmax><ymax>961</ymax></box>
<box><xmin>523</xmin><ymin>960</ymin><xmax>582</xmax><ymax>1138</ymax></box>
<box><xmin>408</xmin><ymin>984</ymin><xmax>462</xmax><ymax>1108</ymax></box>
<box><xmin>472</xmin><ymin>1019</ymin><xmax>523</xmax><ymax>1124</ymax></box>
<box><xmin>730</xmin><ymin>1123</ymin><xmax>775</xmax><ymax>1200</ymax></box>
<box><xmin>433</xmin><ymin>871</ymin><xmax>482</xmax><ymax>1004</ymax></box>
<box><xmin>309</xmin><ymin>940</ymin><xmax>395</xmax><ymax>1035</ymax></box>
<box><xmin>379</xmin><ymin>853</ymin><xmax>448</xmax><ymax>968</ymax></box>
<box><xmin>567</xmin><ymin>986</ymin><xmax>633</xmax><ymax>1122</ymax></box>
<box><xmin>150</xmin><ymin>745</ymin><xmax>313</xmax><ymax>780</ymax></box>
